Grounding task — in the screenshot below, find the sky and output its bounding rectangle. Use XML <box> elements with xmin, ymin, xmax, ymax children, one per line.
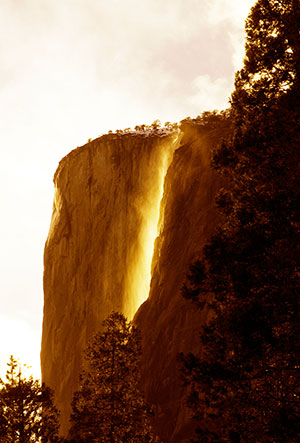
<box><xmin>0</xmin><ymin>0</ymin><xmax>256</xmax><ymax>380</ymax></box>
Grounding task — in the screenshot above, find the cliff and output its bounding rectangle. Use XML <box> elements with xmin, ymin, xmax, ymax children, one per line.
<box><xmin>134</xmin><ymin>120</ymin><xmax>230</xmax><ymax>442</ymax></box>
<box><xmin>41</xmin><ymin>118</ymin><xmax>231</xmax><ymax>440</ymax></box>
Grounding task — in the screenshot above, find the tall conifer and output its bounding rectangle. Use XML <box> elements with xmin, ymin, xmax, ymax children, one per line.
<box><xmin>180</xmin><ymin>1</ymin><xmax>300</xmax><ymax>441</ymax></box>
<box><xmin>69</xmin><ymin>312</ymin><xmax>156</xmax><ymax>442</ymax></box>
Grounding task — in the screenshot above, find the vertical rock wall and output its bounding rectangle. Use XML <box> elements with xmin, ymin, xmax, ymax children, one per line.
<box><xmin>41</xmin><ymin>131</ymin><xmax>181</xmax><ymax>436</ymax></box>
<box><xmin>134</xmin><ymin>120</ymin><xmax>231</xmax><ymax>442</ymax></box>
<box><xmin>41</xmin><ymin>119</ymin><xmax>231</xmax><ymax>440</ymax></box>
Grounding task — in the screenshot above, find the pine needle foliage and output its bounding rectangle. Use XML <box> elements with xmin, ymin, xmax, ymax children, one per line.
<box><xmin>0</xmin><ymin>355</ymin><xmax>61</xmax><ymax>442</ymax></box>
<box><xmin>179</xmin><ymin>1</ymin><xmax>300</xmax><ymax>442</ymax></box>
<box><xmin>69</xmin><ymin>312</ymin><xmax>157</xmax><ymax>442</ymax></box>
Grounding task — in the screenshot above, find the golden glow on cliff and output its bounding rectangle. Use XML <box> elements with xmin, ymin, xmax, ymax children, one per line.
<box><xmin>124</xmin><ymin>132</ymin><xmax>182</xmax><ymax>319</ymax></box>
<box><xmin>47</xmin><ymin>186</ymin><xmax>62</xmax><ymax>243</ymax></box>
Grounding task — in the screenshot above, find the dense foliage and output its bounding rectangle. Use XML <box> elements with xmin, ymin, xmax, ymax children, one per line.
<box><xmin>0</xmin><ymin>356</ymin><xmax>60</xmax><ymax>442</ymax></box>
<box><xmin>69</xmin><ymin>312</ymin><xmax>156</xmax><ymax>442</ymax></box>
<box><xmin>179</xmin><ymin>1</ymin><xmax>300</xmax><ymax>442</ymax></box>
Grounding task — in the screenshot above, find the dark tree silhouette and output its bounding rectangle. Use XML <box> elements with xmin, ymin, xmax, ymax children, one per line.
<box><xmin>69</xmin><ymin>312</ymin><xmax>157</xmax><ymax>442</ymax></box>
<box><xmin>179</xmin><ymin>1</ymin><xmax>300</xmax><ymax>442</ymax></box>
<box><xmin>0</xmin><ymin>355</ymin><xmax>61</xmax><ymax>442</ymax></box>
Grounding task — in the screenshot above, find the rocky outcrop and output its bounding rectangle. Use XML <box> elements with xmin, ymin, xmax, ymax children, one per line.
<box><xmin>41</xmin><ymin>119</ymin><xmax>231</xmax><ymax>440</ymax></box>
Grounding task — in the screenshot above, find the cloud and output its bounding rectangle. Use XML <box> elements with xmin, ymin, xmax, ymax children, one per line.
<box><xmin>203</xmin><ymin>0</ymin><xmax>255</xmax><ymax>26</ymax></box>
<box><xmin>201</xmin><ymin>0</ymin><xmax>256</xmax><ymax>72</ymax></box>
<box><xmin>187</xmin><ymin>74</ymin><xmax>231</xmax><ymax>111</ymax></box>
<box><xmin>0</xmin><ymin>0</ymin><xmax>257</xmax><ymax>380</ymax></box>
<box><xmin>0</xmin><ymin>0</ymin><xmax>256</xmax><ymax>135</ymax></box>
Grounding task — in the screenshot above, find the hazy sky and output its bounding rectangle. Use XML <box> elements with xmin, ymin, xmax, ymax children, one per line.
<box><xmin>0</xmin><ymin>0</ymin><xmax>256</xmax><ymax>379</ymax></box>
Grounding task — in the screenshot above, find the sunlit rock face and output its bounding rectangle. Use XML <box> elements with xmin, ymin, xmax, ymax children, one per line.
<box><xmin>41</xmin><ymin>130</ymin><xmax>181</xmax><ymax>436</ymax></box>
<box><xmin>134</xmin><ymin>120</ymin><xmax>231</xmax><ymax>442</ymax></box>
<box><xmin>41</xmin><ymin>119</ymin><xmax>231</xmax><ymax>440</ymax></box>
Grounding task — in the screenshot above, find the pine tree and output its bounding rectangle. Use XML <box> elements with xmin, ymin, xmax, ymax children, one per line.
<box><xmin>69</xmin><ymin>312</ymin><xmax>157</xmax><ymax>442</ymax></box>
<box><xmin>179</xmin><ymin>1</ymin><xmax>300</xmax><ymax>442</ymax></box>
<box><xmin>0</xmin><ymin>355</ymin><xmax>61</xmax><ymax>442</ymax></box>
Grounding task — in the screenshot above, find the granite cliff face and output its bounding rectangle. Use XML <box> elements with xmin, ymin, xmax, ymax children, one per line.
<box><xmin>41</xmin><ymin>119</ymin><xmax>231</xmax><ymax>440</ymax></box>
<box><xmin>134</xmin><ymin>121</ymin><xmax>230</xmax><ymax>442</ymax></box>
